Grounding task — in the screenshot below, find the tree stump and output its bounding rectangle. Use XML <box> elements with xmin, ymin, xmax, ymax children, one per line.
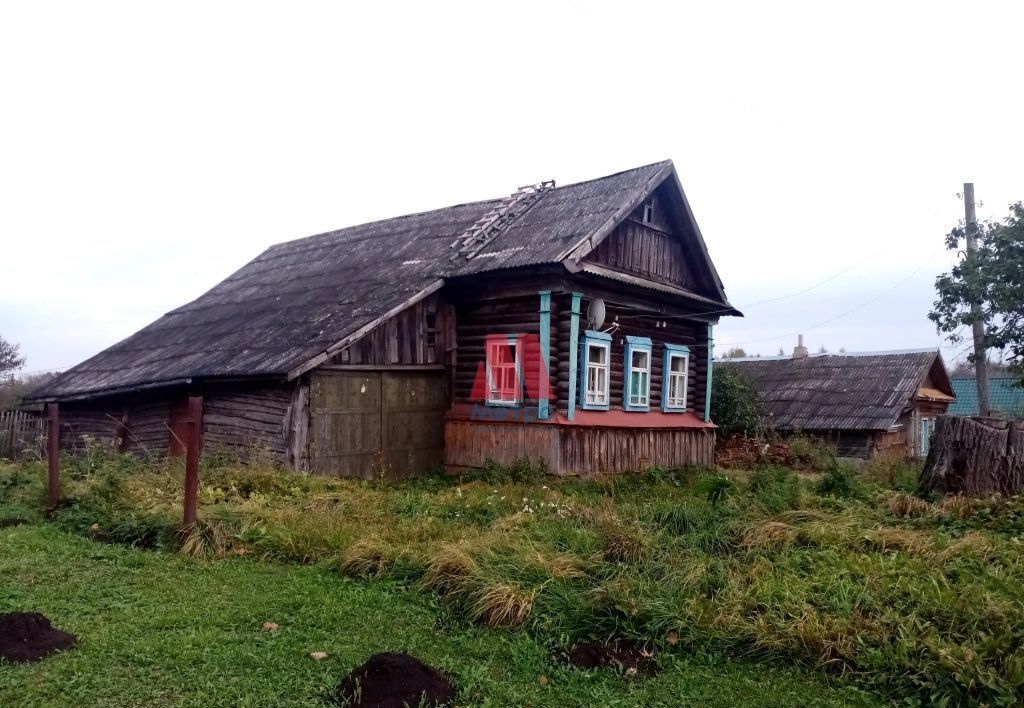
<box><xmin>920</xmin><ymin>415</ymin><xmax>1024</xmax><ymax>496</ymax></box>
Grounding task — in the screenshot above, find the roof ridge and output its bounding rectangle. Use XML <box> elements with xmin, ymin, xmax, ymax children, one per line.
<box><xmin>721</xmin><ymin>347</ymin><xmax>939</xmax><ymax>363</ymax></box>
<box><xmin>270</xmin><ymin>160</ymin><xmax>674</xmax><ymax>251</ymax></box>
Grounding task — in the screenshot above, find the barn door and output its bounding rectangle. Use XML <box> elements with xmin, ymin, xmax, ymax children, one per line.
<box><xmin>308</xmin><ymin>370</ymin><xmax>445</xmax><ymax>479</ymax></box>
<box><xmin>309</xmin><ymin>371</ymin><xmax>383</xmax><ymax>477</ymax></box>
<box><xmin>381</xmin><ymin>371</ymin><xmax>446</xmax><ymax>479</ymax></box>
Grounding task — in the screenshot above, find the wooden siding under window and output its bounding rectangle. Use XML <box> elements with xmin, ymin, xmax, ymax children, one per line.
<box><xmin>444</xmin><ymin>420</ymin><xmax>714</xmax><ymax>474</ymax></box>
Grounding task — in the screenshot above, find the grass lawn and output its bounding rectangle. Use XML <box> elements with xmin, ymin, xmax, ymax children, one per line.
<box><xmin>0</xmin><ymin>523</ymin><xmax>875</xmax><ymax>707</ymax></box>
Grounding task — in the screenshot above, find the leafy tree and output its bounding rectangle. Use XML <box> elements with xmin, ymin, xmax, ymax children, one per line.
<box><xmin>710</xmin><ymin>365</ymin><xmax>764</xmax><ymax>437</ymax></box>
<box><xmin>723</xmin><ymin>346</ymin><xmax>747</xmax><ymax>358</ymax></box>
<box><xmin>0</xmin><ymin>372</ymin><xmax>57</xmax><ymax>409</ymax></box>
<box><xmin>0</xmin><ymin>335</ymin><xmax>25</xmax><ymax>380</ymax></box>
<box><xmin>930</xmin><ymin>203</ymin><xmax>1024</xmax><ymax>382</ymax></box>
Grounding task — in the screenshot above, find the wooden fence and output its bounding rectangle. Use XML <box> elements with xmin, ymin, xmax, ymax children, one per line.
<box><xmin>0</xmin><ymin>409</ymin><xmax>44</xmax><ymax>460</ymax></box>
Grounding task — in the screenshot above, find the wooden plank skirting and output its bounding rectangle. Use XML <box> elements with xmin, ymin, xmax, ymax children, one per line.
<box><xmin>444</xmin><ymin>420</ymin><xmax>713</xmax><ymax>475</ymax></box>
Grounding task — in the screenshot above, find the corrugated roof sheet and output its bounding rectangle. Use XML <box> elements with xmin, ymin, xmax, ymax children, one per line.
<box><xmin>949</xmin><ymin>376</ymin><xmax>1024</xmax><ymax>418</ymax></box>
<box><xmin>33</xmin><ymin>160</ymin><xmax>735</xmax><ymax>401</ymax></box>
<box><xmin>722</xmin><ymin>350</ymin><xmax>949</xmax><ymax>431</ymax></box>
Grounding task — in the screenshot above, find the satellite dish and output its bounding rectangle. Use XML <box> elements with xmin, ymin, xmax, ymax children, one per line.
<box><xmin>587</xmin><ymin>298</ymin><xmax>606</xmax><ymax>330</ymax></box>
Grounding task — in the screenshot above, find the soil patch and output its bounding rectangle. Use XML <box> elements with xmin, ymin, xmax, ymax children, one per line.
<box><xmin>564</xmin><ymin>639</ymin><xmax>657</xmax><ymax>676</ymax></box>
<box><xmin>334</xmin><ymin>652</ymin><xmax>456</xmax><ymax>707</ymax></box>
<box><xmin>0</xmin><ymin>518</ymin><xmax>28</xmax><ymax>528</ymax></box>
<box><xmin>0</xmin><ymin>612</ymin><xmax>77</xmax><ymax>663</ymax></box>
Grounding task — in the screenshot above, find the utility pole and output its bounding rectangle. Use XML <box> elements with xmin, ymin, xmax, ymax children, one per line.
<box><xmin>964</xmin><ymin>182</ymin><xmax>991</xmax><ymax>416</ymax></box>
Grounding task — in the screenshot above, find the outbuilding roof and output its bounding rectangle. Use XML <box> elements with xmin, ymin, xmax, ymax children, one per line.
<box><xmin>721</xmin><ymin>349</ymin><xmax>952</xmax><ymax>431</ymax></box>
<box><xmin>949</xmin><ymin>376</ymin><xmax>1024</xmax><ymax>418</ymax></box>
<box><xmin>32</xmin><ymin>160</ymin><xmax>735</xmax><ymax>401</ymax></box>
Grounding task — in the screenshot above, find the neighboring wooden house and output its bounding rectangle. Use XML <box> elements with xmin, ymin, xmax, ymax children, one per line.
<box><xmin>949</xmin><ymin>375</ymin><xmax>1024</xmax><ymax>419</ymax></box>
<box><xmin>721</xmin><ymin>341</ymin><xmax>954</xmax><ymax>458</ymax></box>
<box><xmin>28</xmin><ymin>160</ymin><xmax>740</xmax><ymax>477</ymax></box>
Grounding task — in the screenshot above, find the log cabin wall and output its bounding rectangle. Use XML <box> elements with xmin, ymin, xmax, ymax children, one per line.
<box><xmin>452</xmin><ymin>294</ymin><xmax>544</xmax><ymax>405</ymax></box>
<box><xmin>59</xmin><ymin>396</ymin><xmax>171</xmax><ymax>455</ymax></box>
<box><xmin>201</xmin><ymin>382</ymin><xmax>292</xmax><ymax>461</ymax></box>
<box><xmin>555</xmin><ymin>298</ymin><xmax>707</xmax><ymax>414</ymax></box>
<box><xmin>55</xmin><ymin>380</ymin><xmax>293</xmax><ymax>463</ymax></box>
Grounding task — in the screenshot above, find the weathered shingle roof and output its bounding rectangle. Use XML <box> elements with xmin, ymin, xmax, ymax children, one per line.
<box><xmin>949</xmin><ymin>376</ymin><xmax>1024</xmax><ymax>418</ymax></box>
<box><xmin>722</xmin><ymin>350</ymin><xmax>951</xmax><ymax>431</ymax></box>
<box><xmin>33</xmin><ymin>160</ymin><xmax>734</xmax><ymax>401</ymax></box>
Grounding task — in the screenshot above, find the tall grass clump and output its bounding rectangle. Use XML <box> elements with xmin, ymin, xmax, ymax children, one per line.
<box><xmin>748</xmin><ymin>467</ymin><xmax>802</xmax><ymax>513</ymax></box>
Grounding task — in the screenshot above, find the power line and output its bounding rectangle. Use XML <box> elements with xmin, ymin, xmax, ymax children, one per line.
<box><xmin>721</xmin><ymin>246</ymin><xmax>947</xmax><ymax>347</ymax></box>
<box><xmin>615</xmin><ymin>246</ymin><xmax>887</xmax><ymax>323</ymax></box>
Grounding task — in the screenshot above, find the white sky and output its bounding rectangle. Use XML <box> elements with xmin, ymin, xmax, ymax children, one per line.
<box><xmin>2</xmin><ymin>1</ymin><xmax>1022</xmax><ymax>374</ymax></box>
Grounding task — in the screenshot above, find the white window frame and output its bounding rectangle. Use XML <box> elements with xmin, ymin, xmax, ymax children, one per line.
<box><xmin>485</xmin><ymin>335</ymin><xmax>522</xmax><ymax>406</ymax></box>
<box><xmin>642</xmin><ymin>199</ymin><xmax>654</xmax><ymax>224</ymax></box>
<box><xmin>624</xmin><ymin>336</ymin><xmax>652</xmax><ymax>411</ymax></box>
<box><xmin>662</xmin><ymin>345</ymin><xmax>690</xmax><ymax>412</ymax></box>
<box><xmin>580</xmin><ymin>330</ymin><xmax>611</xmax><ymax>410</ymax></box>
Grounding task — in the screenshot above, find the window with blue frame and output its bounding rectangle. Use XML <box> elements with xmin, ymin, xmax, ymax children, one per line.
<box><xmin>662</xmin><ymin>344</ymin><xmax>690</xmax><ymax>412</ymax></box>
<box><xmin>580</xmin><ymin>330</ymin><xmax>611</xmax><ymax>409</ymax></box>
<box><xmin>485</xmin><ymin>334</ymin><xmax>523</xmax><ymax>406</ymax></box>
<box><xmin>624</xmin><ymin>336</ymin><xmax>652</xmax><ymax>411</ymax></box>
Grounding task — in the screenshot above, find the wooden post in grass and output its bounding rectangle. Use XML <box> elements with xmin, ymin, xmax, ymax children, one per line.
<box><xmin>182</xmin><ymin>396</ymin><xmax>203</xmax><ymax>528</ymax></box>
<box><xmin>46</xmin><ymin>403</ymin><xmax>60</xmax><ymax>509</ymax></box>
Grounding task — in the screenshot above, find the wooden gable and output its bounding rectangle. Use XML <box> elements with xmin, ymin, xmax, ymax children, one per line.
<box><xmin>580</xmin><ymin>184</ymin><xmax>720</xmax><ymax>300</ymax></box>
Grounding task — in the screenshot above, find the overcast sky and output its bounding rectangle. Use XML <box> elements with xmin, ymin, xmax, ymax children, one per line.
<box><xmin>2</xmin><ymin>1</ymin><xmax>1022</xmax><ymax>375</ymax></box>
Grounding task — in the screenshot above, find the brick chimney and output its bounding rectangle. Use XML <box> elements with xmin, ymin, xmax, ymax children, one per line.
<box><xmin>793</xmin><ymin>334</ymin><xmax>809</xmax><ymax>360</ymax></box>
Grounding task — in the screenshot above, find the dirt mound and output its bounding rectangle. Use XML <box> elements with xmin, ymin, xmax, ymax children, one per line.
<box><xmin>334</xmin><ymin>652</ymin><xmax>456</xmax><ymax>708</ymax></box>
<box><xmin>0</xmin><ymin>518</ymin><xmax>28</xmax><ymax>528</ymax></box>
<box><xmin>0</xmin><ymin>612</ymin><xmax>77</xmax><ymax>663</ymax></box>
<box><xmin>565</xmin><ymin>640</ymin><xmax>657</xmax><ymax>676</ymax></box>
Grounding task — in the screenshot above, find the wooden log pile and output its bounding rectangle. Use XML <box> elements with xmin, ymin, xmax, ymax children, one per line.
<box><xmin>920</xmin><ymin>415</ymin><xmax>1024</xmax><ymax>496</ymax></box>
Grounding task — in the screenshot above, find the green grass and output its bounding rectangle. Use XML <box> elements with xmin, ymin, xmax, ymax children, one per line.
<box><xmin>4</xmin><ymin>447</ymin><xmax>1024</xmax><ymax>705</ymax></box>
<box><xmin>0</xmin><ymin>523</ymin><xmax>873</xmax><ymax>707</ymax></box>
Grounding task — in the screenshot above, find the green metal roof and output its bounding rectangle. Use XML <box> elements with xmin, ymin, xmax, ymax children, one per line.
<box><xmin>949</xmin><ymin>376</ymin><xmax>1024</xmax><ymax>418</ymax></box>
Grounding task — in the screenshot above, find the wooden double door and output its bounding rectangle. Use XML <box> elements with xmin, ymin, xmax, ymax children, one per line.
<box><xmin>309</xmin><ymin>369</ymin><xmax>446</xmax><ymax>479</ymax></box>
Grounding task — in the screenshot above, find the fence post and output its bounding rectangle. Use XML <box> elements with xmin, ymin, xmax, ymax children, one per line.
<box><xmin>47</xmin><ymin>403</ymin><xmax>60</xmax><ymax>509</ymax></box>
<box><xmin>182</xmin><ymin>396</ymin><xmax>203</xmax><ymax>528</ymax></box>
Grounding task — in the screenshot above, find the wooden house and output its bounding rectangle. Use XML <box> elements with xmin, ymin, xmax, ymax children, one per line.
<box><xmin>722</xmin><ymin>341</ymin><xmax>954</xmax><ymax>458</ymax></box>
<box><xmin>28</xmin><ymin>160</ymin><xmax>740</xmax><ymax>477</ymax></box>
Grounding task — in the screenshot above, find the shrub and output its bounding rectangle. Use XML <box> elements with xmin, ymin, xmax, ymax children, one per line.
<box><xmin>787</xmin><ymin>435</ymin><xmax>835</xmax><ymax>470</ymax></box>
<box><xmin>815</xmin><ymin>461</ymin><xmax>864</xmax><ymax>499</ymax></box>
<box><xmin>693</xmin><ymin>474</ymin><xmax>735</xmax><ymax>506</ymax></box>
<box><xmin>710</xmin><ymin>366</ymin><xmax>764</xmax><ymax>437</ymax></box>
